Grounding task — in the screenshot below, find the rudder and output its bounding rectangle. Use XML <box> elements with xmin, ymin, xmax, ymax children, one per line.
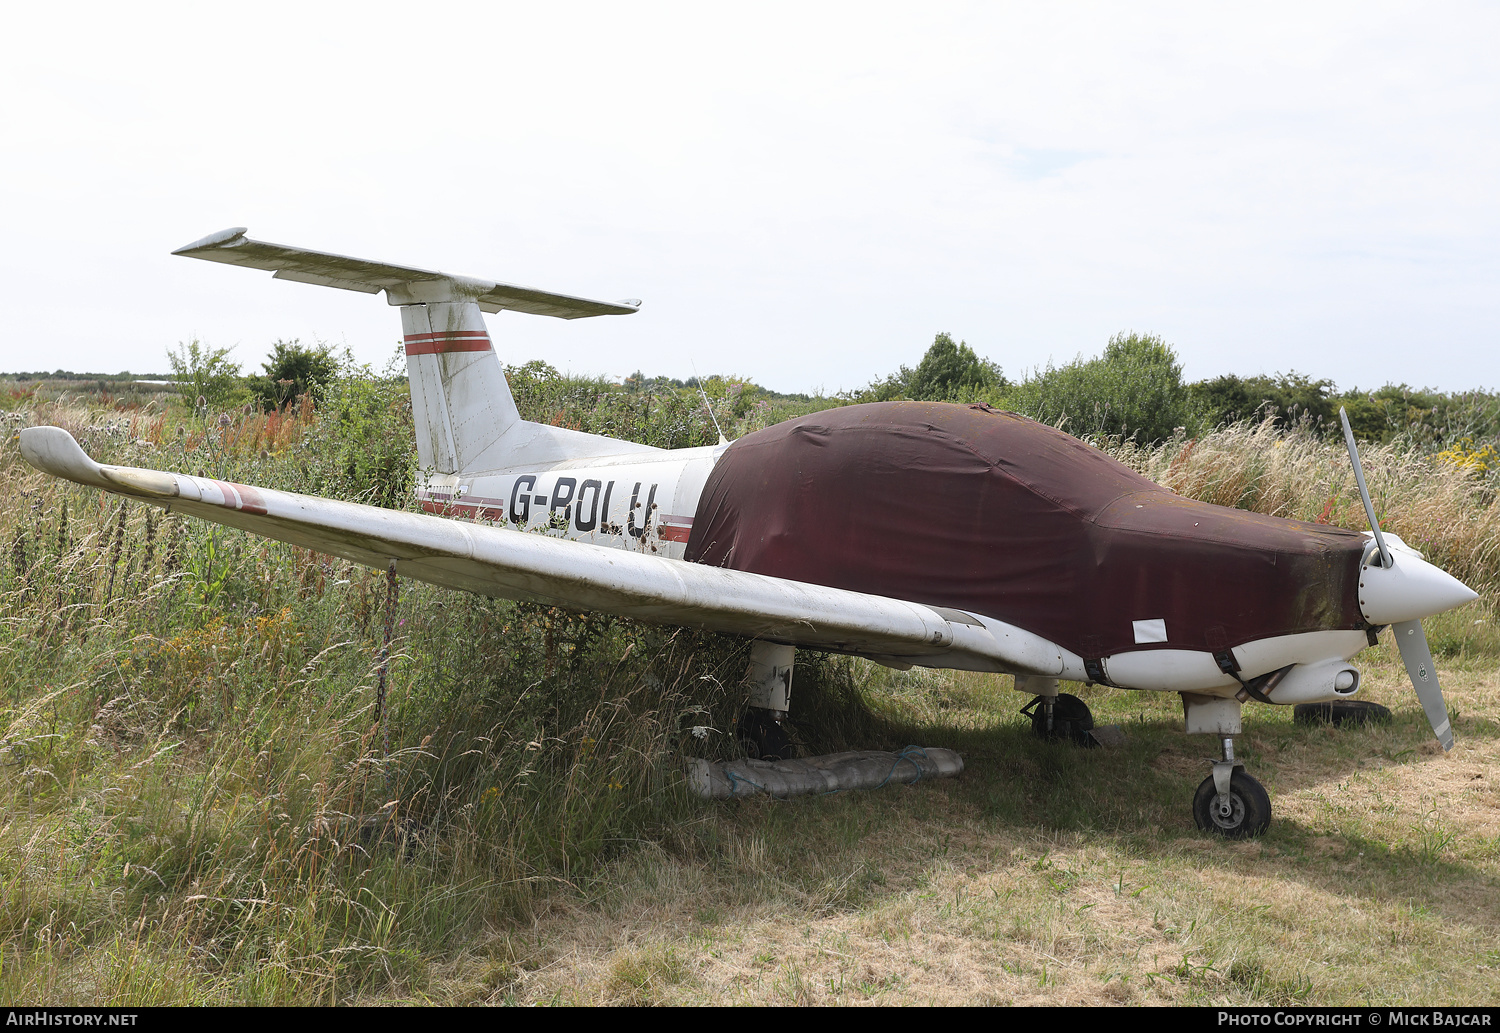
<box><xmin>401</xmin><ymin>300</ymin><xmax>519</xmax><ymax>475</ymax></box>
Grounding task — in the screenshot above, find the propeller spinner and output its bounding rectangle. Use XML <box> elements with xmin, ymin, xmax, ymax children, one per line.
<box><xmin>1340</xmin><ymin>408</ymin><xmax>1477</xmax><ymax>751</ymax></box>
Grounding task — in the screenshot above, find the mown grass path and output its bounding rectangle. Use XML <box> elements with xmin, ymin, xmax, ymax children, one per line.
<box><xmin>452</xmin><ymin>653</ymin><xmax>1500</xmax><ymax>1006</ymax></box>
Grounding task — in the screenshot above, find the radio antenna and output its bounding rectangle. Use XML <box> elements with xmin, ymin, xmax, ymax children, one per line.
<box><xmin>690</xmin><ymin>361</ymin><xmax>730</xmax><ymax>446</ymax></box>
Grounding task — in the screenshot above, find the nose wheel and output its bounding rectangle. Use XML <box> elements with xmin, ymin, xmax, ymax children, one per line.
<box><xmin>1192</xmin><ymin>738</ymin><xmax>1271</xmax><ymax>838</ymax></box>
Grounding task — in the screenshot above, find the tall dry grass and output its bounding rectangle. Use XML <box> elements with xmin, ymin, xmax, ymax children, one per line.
<box><xmin>0</xmin><ymin>388</ymin><xmax>888</xmax><ymax>1004</ymax></box>
<box><xmin>1107</xmin><ymin>417</ymin><xmax>1500</xmax><ymax>593</ymax></box>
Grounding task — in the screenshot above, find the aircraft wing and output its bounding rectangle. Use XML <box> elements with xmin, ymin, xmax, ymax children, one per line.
<box><xmin>172</xmin><ymin>228</ymin><xmax>641</xmax><ymax>319</ymax></box>
<box><xmin>19</xmin><ymin>427</ymin><xmax>1063</xmax><ymax>674</ymax></box>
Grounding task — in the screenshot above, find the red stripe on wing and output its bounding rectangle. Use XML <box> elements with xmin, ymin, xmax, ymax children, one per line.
<box><xmin>211</xmin><ymin>479</ymin><xmax>269</xmax><ymax>516</ymax></box>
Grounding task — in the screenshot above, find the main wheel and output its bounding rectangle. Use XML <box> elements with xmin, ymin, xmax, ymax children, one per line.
<box><xmin>1027</xmin><ymin>693</ymin><xmax>1096</xmax><ymax>747</ymax></box>
<box><xmin>739</xmin><ymin>709</ymin><xmax>794</xmax><ymax>761</ymax></box>
<box><xmin>1293</xmin><ymin>700</ymin><xmax>1392</xmax><ymax>727</ymax></box>
<box><xmin>1192</xmin><ymin>769</ymin><xmax>1271</xmax><ymax>839</ymax></box>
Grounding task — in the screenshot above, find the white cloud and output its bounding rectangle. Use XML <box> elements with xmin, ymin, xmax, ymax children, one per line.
<box><xmin>1</xmin><ymin>1</ymin><xmax>1495</xmax><ymax>393</ymax></box>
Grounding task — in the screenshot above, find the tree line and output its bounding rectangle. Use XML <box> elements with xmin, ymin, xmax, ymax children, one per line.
<box><xmin>848</xmin><ymin>331</ymin><xmax>1500</xmax><ymax>447</ymax></box>
<box><xmin>11</xmin><ymin>332</ymin><xmax>1494</xmax><ymax>450</ymax></box>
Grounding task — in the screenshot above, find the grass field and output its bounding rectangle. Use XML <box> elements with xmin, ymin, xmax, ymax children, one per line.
<box><xmin>1</xmin><ymin>378</ymin><xmax>1497</xmax><ymax>1005</ymax></box>
<box><xmin>456</xmin><ymin>648</ymin><xmax>1500</xmax><ymax>1006</ymax></box>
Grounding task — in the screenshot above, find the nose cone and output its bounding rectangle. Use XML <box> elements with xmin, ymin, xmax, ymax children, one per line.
<box><xmin>1359</xmin><ymin>549</ymin><xmax>1479</xmax><ymax>625</ymax></box>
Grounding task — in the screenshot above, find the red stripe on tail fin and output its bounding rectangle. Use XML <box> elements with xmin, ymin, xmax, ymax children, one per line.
<box><xmin>403</xmin><ymin>330</ymin><xmax>492</xmax><ymax>356</ymax></box>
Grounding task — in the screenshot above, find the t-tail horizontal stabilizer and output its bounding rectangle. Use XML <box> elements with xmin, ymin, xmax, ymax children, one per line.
<box><xmin>174</xmin><ymin>227</ymin><xmax>652</xmax><ymax>477</ymax></box>
<box><xmin>173</xmin><ymin>228</ymin><xmax>642</xmax><ymax>319</ymax></box>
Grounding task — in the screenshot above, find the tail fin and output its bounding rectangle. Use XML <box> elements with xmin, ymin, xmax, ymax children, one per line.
<box><xmin>174</xmin><ymin>228</ymin><xmax>651</xmax><ymax>475</ymax></box>
<box><xmin>400</xmin><ymin>299</ymin><xmax>517</xmax><ymax>474</ymax></box>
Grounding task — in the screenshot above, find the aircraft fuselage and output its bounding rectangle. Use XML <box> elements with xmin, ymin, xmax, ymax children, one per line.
<box><xmin>415</xmin><ymin>444</ymin><xmax>720</xmax><ymax>560</ymax></box>
<box><xmin>412</xmin><ymin>427</ymin><xmax>1379</xmax><ymax>705</ymax></box>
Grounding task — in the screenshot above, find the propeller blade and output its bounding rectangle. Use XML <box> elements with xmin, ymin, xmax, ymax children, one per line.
<box><xmin>1392</xmin><ymin>619</ymin><xmax>1454</xmax><ymax>751</ymax></box>
<box><xmin>1340</xmin><ymin>407</ymin><xmax>1390</xmax><ymax>568</ymax></box>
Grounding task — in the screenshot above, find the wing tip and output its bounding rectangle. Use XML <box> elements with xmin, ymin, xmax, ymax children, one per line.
<box><xmin>18</xmin><ymin>426</ymin><xmax>109</xmax><ymax>488</ymax></box>
<box><xmin>173</xmin><ymin>226</ymin><xmax>249</xmax><ymax>255</ymax></box>
<box><xmin>21</xmin><ymin>427</ymin><xmax>185</xmax><ymax>500</ymax></box>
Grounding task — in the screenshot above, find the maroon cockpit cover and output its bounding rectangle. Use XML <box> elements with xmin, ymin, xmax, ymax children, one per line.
<box><xmin>684</xmin><ymin>402</ymin><xmax>1367</xmax><ymax>660</ymax></box>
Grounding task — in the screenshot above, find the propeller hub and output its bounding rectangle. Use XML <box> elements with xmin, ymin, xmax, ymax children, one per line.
<box><xmin>1357</xmin><ymin>541</ymin><xmax>1478</xmax><ymax>625</ymax></box>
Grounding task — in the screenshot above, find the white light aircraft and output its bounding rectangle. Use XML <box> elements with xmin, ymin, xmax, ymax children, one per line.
<box><xmin>19</xmin><ymin>228</ymin><xmax>1480</xmax><ymax>838</ymax></box>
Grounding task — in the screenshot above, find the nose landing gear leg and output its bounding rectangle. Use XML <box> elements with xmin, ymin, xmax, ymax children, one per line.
<box><xmin>1183</xmin><ymin>695</ymin><xmax>1272</xmax><ymax>838</ymax></box>
<box><xmin>1211</xmin><ymin>737</ymin><xmax>1239</xmax><ymax>823</ymax></box>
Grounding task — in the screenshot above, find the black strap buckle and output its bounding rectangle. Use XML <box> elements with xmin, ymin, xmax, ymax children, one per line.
<box><xmin>1217</xmin><ymin>648</ymin><xmax>1277</xmax><ymax>704</ymax></box>
<box><xmin>1213</xmin><ymin>648</ymin><xmax>1241</xmax><ymax>681</ymax></box>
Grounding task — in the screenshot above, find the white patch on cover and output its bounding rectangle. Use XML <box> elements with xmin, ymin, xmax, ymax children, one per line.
<box><xmin>1133</xmin><ymin>618</ymin><xmax>1168</xmax><ymax>644</ymax></box>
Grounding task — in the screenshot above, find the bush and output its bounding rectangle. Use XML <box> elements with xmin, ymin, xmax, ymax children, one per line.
<box><xmin>247</xmin><ymin>340</ymin><xmax>340</xmax><ymax>411</ymax></box>
<box><xmin>1006</xmin><ymin>331</ymin><xmax>1189</xmax><ymax>444</ymax></box>
<box><xmin>906</xmin><ymin>333</ymin><xmax>1004</xmax><ymax>401</ymax></box>
<box><xmin>303</xmin><ymin>358</ymin><xmax>419</xmax><ymax>509</ymax></box>
<box><xmin>166</xmin><ymin>338</ymin><xmax>244</xmax><ymax>410</ymax></box>
<box><xmin>860</xmin><ymin>333</ymin><xmax>1004</xmax><ymax>402</ymax></box>
<box><xmin>1189</xmin><ymin>371</ymin><xmax>1335</xmax><ymax>432</ymax></box>
<box><xmin>509</xmin><ymin>361</ymin><xmax>728</xmax><ymax>450</ymax></box>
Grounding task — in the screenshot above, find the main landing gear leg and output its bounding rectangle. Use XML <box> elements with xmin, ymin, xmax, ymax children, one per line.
<box><xmin>1018</xmin><ymin>675</ymin><xmax>1096</xmax><ymax>747</ymax></box>
<box><xmin>1183</xmin><ymin>693</ymin><xmax>1271</xmax><ymax>838</ymax></box>
<box><xmin>740</xmin><ymin>641</ymin><xmax>795</xmax><ymax>761</ymax></box>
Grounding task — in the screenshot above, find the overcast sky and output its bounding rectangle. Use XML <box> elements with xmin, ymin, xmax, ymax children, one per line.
<box><xmin>2</xmin><ymin>2</ymin><xmax>1496</xmax><ymax>395</ymax></box>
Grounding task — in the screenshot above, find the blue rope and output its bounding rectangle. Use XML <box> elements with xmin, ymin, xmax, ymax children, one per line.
<box><xmin>724</xmin><ymin>767</ymin><xmax>770</xmax><ymax>798</ymax></box>
<box><xmin>809</xmin><ymin>746</ymin><xmax>933</xmax><ymax>796</ymax></box>
<box><xmin>874</xmin><ymin>746</ymin><xmax>930</xmax><ymax>790</ymax></box>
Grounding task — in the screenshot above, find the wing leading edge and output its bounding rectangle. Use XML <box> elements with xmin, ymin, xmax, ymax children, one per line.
<box><xmin>19</xmin><ymin>427</ymin><xmax>1064</xmax><ymax>675</ymax></box>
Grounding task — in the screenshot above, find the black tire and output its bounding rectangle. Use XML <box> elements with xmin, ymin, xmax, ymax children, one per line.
<box><xmin>1193</xmin><ymin>769</ymin><xmax>1272</xmax><ymax>839</ymax></box>
<box><xmin>1293</xmin><ymin>700</ymin><xmax>1393</xmax><ymax>727</ymax></box>
<box><xmin>739</xmin><ymin>709</ymin><xmax>794</xmax><ymax>761</ymax></box>
<box><xmin>1028</xmin><ymin>693</ymin><xmax>1096</xmax><ymax>747</ymax></box>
